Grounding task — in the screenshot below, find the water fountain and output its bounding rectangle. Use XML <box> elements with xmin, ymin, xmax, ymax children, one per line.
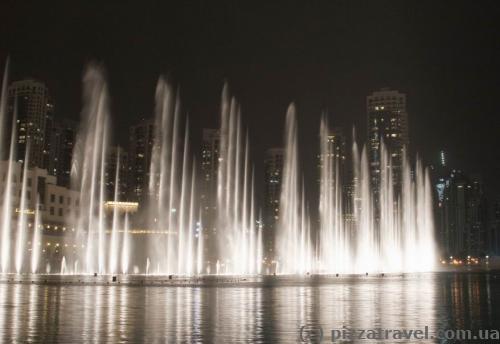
<box><xmin>215</xmin><ymin>85</ymin><xmax>262</xmax><ymax>275</ymax></box>
<box><xmin>145</xmin><ymin>77</ymin><xmax>202</xmax><ymax>275</ymax></box>
<box><xmin>276</xmin><ymin>104</ymin><xmax>314</xmax><ymax>274</ymax></box>
<box><xmin>30</xmin><ymin>198</ymin><xmax>42</xmax><ymax>274</ymax></box>
<box><xmin>315</xmin><ymin>117</ymin><xmax>436</xmax><ymax>274</ymax></box>
<box><xmin>0</xmin><ymin>60</ymin><xmax>435</xmax><ymax>277</ymax></box>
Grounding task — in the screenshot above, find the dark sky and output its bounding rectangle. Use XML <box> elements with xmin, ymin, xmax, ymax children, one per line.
<box><xmin>1</xmin><ymin>1</ymin><xmax>499</xmax><ymax>201</ymax></box>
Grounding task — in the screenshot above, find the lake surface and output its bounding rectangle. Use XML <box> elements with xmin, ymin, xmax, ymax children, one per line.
<box><xmin>0</xmin><ymin>272</ymin><xmax>498</xmax><ymax>343</ymax></box>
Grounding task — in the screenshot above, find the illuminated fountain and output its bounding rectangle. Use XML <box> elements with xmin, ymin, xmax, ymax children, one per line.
<box><xmin>145</xmin><ymin>77</ymin><xmax>202</xmax><ymax>275</ymax></box>
<box><xmin>318</xmin><ymin>115</ymin><xmax>350</xmax><ymax>273</ymax></box>
<box><xmin>275</xmin><ymin>104</ymin><xmax>314</xmax><ymax>274</ymax></box>
<box><xmin>70</xmin><ymin>65</ymin><xmax>111</xmax><ymax>274</ymax></box>
<box><xmin>215</xmin><ymin>86</ymin><xmax>262</xmax><ymax>274</ymax></box>
<box><xmin>314</xmin><ymin>117</ymin><xmax>436</xmax><ymax>274</ymax></box>
<box><xmin>30</xmin><ymin>198</ymin><xmax>42</xmax><ymax>274</ymax></box>
<box><xmin>0</xmin><ymin>59</ymin><xmax>434</xmax><ymax>277</ymax></box>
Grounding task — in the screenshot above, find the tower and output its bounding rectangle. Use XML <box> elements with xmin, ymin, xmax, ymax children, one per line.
<box><xmin>7</xmin><ymin>79</ymin><xmax>54</xmax><ymax>168</ymax></box>
<box><xmin>367</xmin><ymin>88</ymin><xmax>409</xmax><ymax>194</ymax></box>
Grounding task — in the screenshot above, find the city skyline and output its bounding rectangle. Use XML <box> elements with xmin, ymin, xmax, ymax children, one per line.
<box><xmin>0</xmin><ymin>3</ymin><xmax>499</xmax><ymax>342</ymax></box>
<box><xmin>1</xmin><ymin>2</ymin><xmax>499</xmax><ymax>200</ymax></box>
<box><xmin>0</xmin><ymin>68</ymin><xmax>495</xmax><ymax>263</ymax></box>
<box><xmin>1</xmin><ymin>72</ymin><xmax>494</xmax><ymax>205</ymax></box>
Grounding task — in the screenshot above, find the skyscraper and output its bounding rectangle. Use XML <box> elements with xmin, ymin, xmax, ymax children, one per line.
<box><xmin>45</xmin><ymin>118</ymin><xmax>77</xmax><ymax>188</ymax></box>
<box><xmin>200</xmin><ymin>128</ymin><xmax>220</xmax><ymax>259</ymax></box>
<box><xmin>263</xmin><ymin>147</ymin><xmax>284</xmax><ymax>259</ymax></box>
<box><xmin>128</xmin><ymin>118</ymin><xmax>154</xmax><ymax>203</ymax></box>
<box><xmin>201</xmin><ymin>128</ymin><xmax>220</xmax><ymax>209</ymax></box>
<box><xmin>436</xmin><ymin>168</ymin><xmax>488</xmax><ymax>258</ymax></box>
<box><xmin>367</xmin><ymin>88</ymin><xmax>409</xmax><ymax>196</ymax></box>
<box><xmin>490</xmin><ymin>198</ymin><xmax>500</xmax><ymax>256</ymax></box>
<box><xmin>105</xmin><ymin>146</ymin><xmax>129</xmax><ymax>201</ymax></box>
<box><xmin>317</xmin><ymin>126</ymin><xmax>355</xmax><ymax>221</ymax></box>
<box><xmin>7</xmin><ymin>79</ymin><xmax>54</xmax><ymax>168</ymax></box>
<box><xmin>318</xmin><ymin>126</ymin><xmax>347</xmax><ymax>189</ymax></box>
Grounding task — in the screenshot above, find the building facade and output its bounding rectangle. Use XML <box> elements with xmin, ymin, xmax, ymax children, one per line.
<box><xmin>7</xmin><ymin>79</ymin><xmax>54</xmax><ymax>168</ymax></box>
<box><xmin>367</xmin><ymin>88</ymin><xmax>409</xmax><ymax>199</ymax></box>
<box><xmin>200</xmin><ymin>128</ymin><xmax>220</xmax><ymax>260</ymax></box>
<box><xmin>263</xmin><ymin>147</ymin><xmax>284</xmax><ymax>259</ymax></box>
<box><xmin>45</xmin><ymin>118</ymin><xmax>77</xmax><ymax>188</ymax></box>
<box><xmin>435</xmin><ymin>168</ymin><xmax>488</xmax><ymax>258</ymax></box>
<box><xmin>128</xmin><ymin>118</ymin><xmax>154</xmax><ymax>203</ymax></box>
<box><xmin>105</xmin><ymin>146</ymin><xmax>129</xmax><ymax>201</ymax></box>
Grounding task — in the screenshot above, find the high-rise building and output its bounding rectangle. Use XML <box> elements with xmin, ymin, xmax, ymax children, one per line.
<box><xmin>263</xmin><ymin>147</ymin><xmax>284</xmax><ymax>259</ymax></box>
<box><xmin>7</xmin><ymin>79</ymin><xmax>54</xmax><ymax>168</ymax></box>
<box><xmin>318</xmin><ymin>127</ymin><xmax>347</xmax><ymax>183</ymax></box>
<box><xmin>45</xmin><ymin>118</ymin><xmax>77</xmax><ymax>188</ymax></box>
<box><xmin>489</xmin><ymin>198</ymin><xmax>500</xmax><ymax>256</ymax></box>
<box><xmin>367</xmin><ymin>88</ymin><xmax>409</xmax><ymax>196</ymax></box>
<box><xmin>128</xmin><ymin>118</ymin><xmax>154</xmax><ymax>203</ymax></box>
<box><xmin>201</xmin><ymin>128</ymin><xmax>220</xmax><ymax>209</ymax></box>
<box><xmin>200</xmin><ymin>128</ymin><xmax>220</xmax><ymax>260</ymax></box>
<box><xmin>105</xmin><ymin>146</ymin><xmax>129</xmax><ymax>201</ymax></box>
<box><xmin>436</xmin><ymin>168</ymin><xmax>488</xmax><ymax>258</ymax></box>
<box><xmin>317</xmin><ymin>126</ymin><xmax>357</xmax><ymax>225</ymax></box>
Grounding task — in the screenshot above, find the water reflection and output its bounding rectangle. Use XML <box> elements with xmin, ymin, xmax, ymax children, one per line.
<box><xmin>0</xmin><ymin>273</ymin><xmax>497</xmax><ymax>342</ymax></box>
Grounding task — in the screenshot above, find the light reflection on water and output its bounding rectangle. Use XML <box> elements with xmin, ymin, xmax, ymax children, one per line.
<box><xmin>0</xmin><ymin>273</ymin><xmax>497</xmax><ymax>343</ymax></box>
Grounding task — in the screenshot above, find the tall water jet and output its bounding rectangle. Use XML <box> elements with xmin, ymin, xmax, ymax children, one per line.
<box><xmin>147</xmin><ymin>77</ymin><xmax>201</xmax><ymax>275</ymax></box>
<box><xmin>256</xmin><ymin>213</ymin><xmax>263</xmax><ymax>274</ymax></box>
<box><xmin>185</xmin><ymin>163</ymin><xmax>196</xmax><ymax>275</ymax></box>
<box><xmin>353</xmin><ymin>143</ymin><xmax>377</xmax><ymax>273</ymax></box>
<box><xmin>121</xmin><ymin>214</ymin><xmax>130</xmax><ymax>274</ymax></box>
<box><xmin>216</xmin><ymin>86</ymin><xmax>261</xmax><ymax>275</ymax></box>
<box><xmin>196</xmin><ymin>212</ymin><xmax>203</xmax><ymax>275</ymax></box>
<box><xmin>318</xmin><ymin>116</ymin><xmax>350</xmax><ymax>273</ymax></box>
<box><xmin>378</xmin><ymin>140</ymin><xmax>399</xmax><ymax>272</ymax></box>
<box><xmin>275</xmin><ymin>104</ymin><xmax>314</xmax><ymax>274</ymax></box>
<box><xmin>314</xmin><ymin>130</ymin><xmax>436</xmax><ymax>274</ymax></box>
<box><xmin>15</xmin><ymin>147</ymin><xmax>30</xmax><ymax>273</ymax></box>
<box><xmin>72</xmin><ymin>65</ymin><xmax>110</xmax><ymax>274</ymax></box>
<box><xmin>0</xmin><ymin>58</ymin><xmax>9</xmax><ymax>159</ymax></box>
<box><xmin>1</xmin><ymin>112</ymin><xmax>17</xmax><ymax>273</ymax></box>
<box><xmin>108</xmin><ymin>153</ymin><xmax>121</xmax><ymax>275</ymax></box>
<box><xmin>148</xmin><ymin>77</ymin><xmax>176</xmax><ymax>274</ymax></box>
<box><xmin>30</xmin><ymin>199</ymin><xmax>42</xmax><ymax>274</ymax></box>
<box><xmin>0</xmin><ymin>59</ymin><xmax>13</xmax><ymax>273</ymax></box>
<box><xmin>176</xmin><ymin>123</ymin><xmax>190</xmax><ymax>274</ymax></box>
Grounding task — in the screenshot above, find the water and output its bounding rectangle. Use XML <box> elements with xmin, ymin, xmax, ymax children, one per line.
<box><xmin>0</xmin><ymin>61</ymin><xmax>434</xmax><ymax>276</ymax></box>
<box><xmin>215</xmin><ymin>85</ymin><xmax>262</xmax><ymax>275</ymax></box>
<box><xmin>0</xmin><ymin>272</ymin><xmax>496</xmax><ymax>342</ymax></box>
<box><xmin>276</xmin><ymin>105</ymin><xmax>314</xmax><ymax>274</ymax></box>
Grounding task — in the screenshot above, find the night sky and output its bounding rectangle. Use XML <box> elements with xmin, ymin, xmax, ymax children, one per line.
<box><xmin>1</xmin><ymin>1</ymin><xmax>499</xmax><ymax>202</ymax></box>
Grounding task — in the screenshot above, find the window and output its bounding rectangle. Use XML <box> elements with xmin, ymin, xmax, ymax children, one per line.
<box><xmin>67</xmin><ymin>197</ymin><xmax>71</xmax><ymax>205</ymax></box>
<box><xmin>58</xmin><ymin>208</ymin><xmax>63</xmax><ymax>216</ymax></box>
<box><xmin>27</xmin><ymin>178</ymin><xmax>32</xmax><ymax>187</ymax></box>
<box><xmin>50</xmin><ymin>194</ymin><xmax>55</xmax><ymax>202</ymax></box>
<box><xmin>27</xmin><ymin>191</ymin><xmax>31</xmax><ymax>200</ymax></box>
<box><xmin>50</xmin><ymin>207</ymin><xmax>54</xmax><ymax>215</ymax></box>
<box><xmin>59</xmin><ymin>195</ymin><xmax>63</xmax><ymax>204</ymax></box>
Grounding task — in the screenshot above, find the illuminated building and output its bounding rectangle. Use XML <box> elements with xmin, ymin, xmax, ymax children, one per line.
<box><xmin>105</xmin><ymin>146</ymin><xmax>129</xmax><ymax>201</ymax></box>
<box><xmin>44</xmin><ymin>118</ymin><xmax>77</xmax><ymax>188</ymax></box>
<box><xmin>264</xmin><ymin>147</ymin><xmax>284</xmax><ymax>258</ymax></box>
<box><xmin>367</xmin><ymin>88</ymin><xmax>409</xmax><ymax>208</ymax></box>
<box><xmin>7</xmin><ymin>79</ymin><xmax>54</xmax><ymax>168</ymax></box>
<box><xmin>0</xmin><ymin>160</ymin><xmax>80</xmax><ymax>227</ymax></box>
<box><xmin>436</xmin><ymin>167</ymin><xmax>487</xmax><ymax>258</ymax></box>
<box><xmin>128</xmin><ymin>118</ymin><xmax>154</xmax><ymax>203</ymax></box>
<box><xmin>200</xmin><ymin>128</ymin><xmax>220</xmax><ymax>259</ymax></box>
